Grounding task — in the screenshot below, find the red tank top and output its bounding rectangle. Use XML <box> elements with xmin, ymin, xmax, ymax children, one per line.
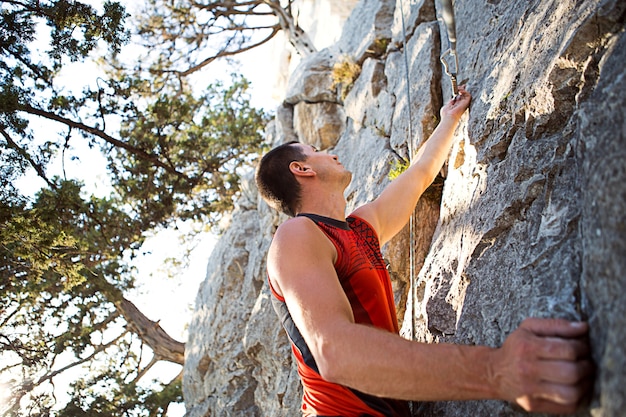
<box><xmin>269</xmin><ymin>213</ymin><xmax>411</xmax><ymax>417</ymax></box>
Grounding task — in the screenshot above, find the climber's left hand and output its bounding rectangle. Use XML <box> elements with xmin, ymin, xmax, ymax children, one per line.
<box><xmin>440</xmin><ymin>84</ymin><xmax>471</xmax><ymax>121</ymax></box>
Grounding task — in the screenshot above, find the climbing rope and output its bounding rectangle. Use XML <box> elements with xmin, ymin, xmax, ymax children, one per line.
<box><xmin>399</xmin><ymin>0</ymin><xmax>417</xmax><ymax>345</ymax></box>
<box><xmin>400</xmin><ymin>1</ymin><xmax>414</xmax><ymax>146</ymax></box>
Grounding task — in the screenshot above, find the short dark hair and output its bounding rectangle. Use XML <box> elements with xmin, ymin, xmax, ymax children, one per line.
<box><xmin>255</xmin><ymin>141</ymin><xmax>306</xmax><ymax>217</ymax></box>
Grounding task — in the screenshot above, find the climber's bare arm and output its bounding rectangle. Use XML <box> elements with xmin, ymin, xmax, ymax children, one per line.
<box><xmin>268</xmin><ymin>216</ymin><xmax>594</xmax><ymax>413</ymax></box>
<box><xmin>352</xmin><ymin>86</ymin><xmax>470</xmax><ymax>245</ymax></box>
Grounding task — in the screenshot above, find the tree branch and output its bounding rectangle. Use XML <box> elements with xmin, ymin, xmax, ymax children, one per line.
<box><xmin>131</xmin><ymin>355</ymin><xmax>159</xmax><ymax>384</ymax></box>
<box><xmin>2</xmin><ymin>0</ymin><xmax>46</xmax><ymax>15</ymax></box>
<box><xmin>38</xmin><ymin>330</ymin><xmax>129</xmax><ymax>387</ymax></box>
<box><xmin>0</xmin><ymin>126</ymin><xmax>57</xmax><ymax>189</ymax></box>
<box><xmin>6</xmin><ymin>329</ymin><xmax>130</xmax><ymax>411</ymax></box>
<box><xmin>191</xmin><ymin>0</ymin><xmax>265</xmax><ymax>13</ymax></box>
<box><xmin>175</xmin><ymin>25</ymin><xmax>281</xmax><ymax>77</ymax></box>
<box><xmin>263</xmin><ymin>0</ymin><xmax>316</xmax><ymax>56</ymax></box>
<box><xmin>88</xmin><ymin>261</ymin><xmax>184</xmax><ymax>365</ymax></box>
<box><xmin>16</xmin><ymin>104</ymin><xmax>190</xmax><ymax>180</ymax></box>
<box><xmin>114</xmin><ymin>297</ymin><xmax>185</xmax><ymax>365</ymax></box>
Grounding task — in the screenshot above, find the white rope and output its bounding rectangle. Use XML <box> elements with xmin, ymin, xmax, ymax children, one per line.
<box><xmin>399</xmin><ymin>0</ymin><xmax>417</xmax><ymax>346</ymax></box>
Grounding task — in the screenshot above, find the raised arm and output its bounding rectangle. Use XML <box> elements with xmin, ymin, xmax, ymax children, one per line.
<box><xmin>268</xmin><ymin>217</ymin><xmax>593</xmax><ymax>413</ymax></box>
<box><xmin>353</xmin><ymin>86</ymin><xmax>471</xmax><ymax>245</ymax></box>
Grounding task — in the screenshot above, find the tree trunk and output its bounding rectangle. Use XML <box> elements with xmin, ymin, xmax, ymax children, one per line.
<box><xmin>264</xmin><ymin>0</ymin><xmax>317</xmax><ymax>56</ymax></box>
<box><xmin>115</xmin><ymin>297</ymin><xmax>185</xmax><ymax>365</ymax></box>
<box><xmin>93</xmin><ymin>274</ymin><xmax>185</xmax><ymax>365</ymax></box>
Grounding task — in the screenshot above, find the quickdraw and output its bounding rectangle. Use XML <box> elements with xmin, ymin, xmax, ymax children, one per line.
<box><xmin>440</xmin><ymin>0</ymin><xmax>459</xmax><ymax>97</ymax></box>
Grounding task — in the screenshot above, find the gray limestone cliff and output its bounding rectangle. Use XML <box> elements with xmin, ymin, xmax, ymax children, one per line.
<box><xmin>183</xmin><ymin>0</ymin><xmax>626</xmax><ymax>416</ymax></box>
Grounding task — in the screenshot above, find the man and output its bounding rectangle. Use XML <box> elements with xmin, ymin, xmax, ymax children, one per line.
<box><xmin>255</xmin><ymin>87</ymin><xmax>593</xmax><ymax>417</ymax></box>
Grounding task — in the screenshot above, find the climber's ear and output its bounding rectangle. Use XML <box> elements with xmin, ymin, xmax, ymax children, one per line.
<box><xmin>289</xmin><ymin>161</ymin><xmax>315</xmax><ymax>177</ymax></box>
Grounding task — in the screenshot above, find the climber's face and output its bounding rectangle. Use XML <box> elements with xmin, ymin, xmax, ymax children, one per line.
<box><xmin>295</xmin><ymin>144</ymin><xmax>352</xmax><ymax>188</ymax></box>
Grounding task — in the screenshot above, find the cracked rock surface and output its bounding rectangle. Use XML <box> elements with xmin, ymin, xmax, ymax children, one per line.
<box><xmin>184</xmin><ymin>0</ymin><xmax>626</xmax><ymax>415</ymax></box>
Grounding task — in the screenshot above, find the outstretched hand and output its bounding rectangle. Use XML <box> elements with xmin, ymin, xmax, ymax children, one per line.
<box><xmin>440</xmin><ymin>85</ymin><xmax>471</xmax><ymax>121</ymax></box>
<box><xmin>491</xmin><ymin>318</ymin><xmax>594</xmax><ymax>414</ymax></box>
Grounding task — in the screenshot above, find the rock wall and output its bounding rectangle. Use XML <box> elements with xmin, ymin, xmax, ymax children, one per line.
<box><xmin>183</xmin><ymin>0</ymin><xmax>626</xmax><ymax>416</ymax></box>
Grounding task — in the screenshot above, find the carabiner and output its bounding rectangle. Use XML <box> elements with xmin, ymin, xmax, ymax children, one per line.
<box><xmin>440</xmin><ymin>48</ymin><xmax>459</xmax><ymax>97</ymax></box>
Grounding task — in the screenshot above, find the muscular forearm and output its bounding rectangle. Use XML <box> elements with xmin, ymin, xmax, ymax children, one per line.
<box><xmin>319</xmin><ymin>322</ymin><xmax>498</xmax><ymax>401</ymax></box>
<box><xmin>317</xmin><ymin>319</ymin><xmax>592</xmax><ymax>414</ymax></box>
<box><xmin>406</xmin><ymin>114</ymin><xmax>461</xmax><ymax>192</ymax></box>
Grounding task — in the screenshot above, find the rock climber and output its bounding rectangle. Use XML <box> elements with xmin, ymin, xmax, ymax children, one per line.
<box><xmin>254</xmin><ymin>86</ymin><xmax>594</xmax><ymax>417</ymax></box>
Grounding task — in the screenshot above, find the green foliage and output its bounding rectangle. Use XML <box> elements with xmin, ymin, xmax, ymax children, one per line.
<box><xmin>368</xmin><ymin>37</ymin><xmax>390</xmax><ymax>57</ymax></box>
<box><xmin>0</xmin><ymin>0</ymin><xmax>272</xmax><ymax>415</ymax></box>
<box><xmin>111</xmin><ymin>74</ymin><xmax>269</xmax><ymax>227</ymax></box>
<box><xmin>57</xmin><ymin>358</ymin><xmax>182</xmax><ymax>417</ymax></box>
<box><xmin>46</xmin><ymin>0</ymin><xmax>128</xmax><ymax>63</ymax></box>
<box><xmin>332</xmin><ymin>56</ymin><xmax>361</xmax><ymax>100</ymax></box>
<box><xmin>388</xmin><ymin>158</ymin><xmax>410</xmax><ymax>181</ymax></box>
